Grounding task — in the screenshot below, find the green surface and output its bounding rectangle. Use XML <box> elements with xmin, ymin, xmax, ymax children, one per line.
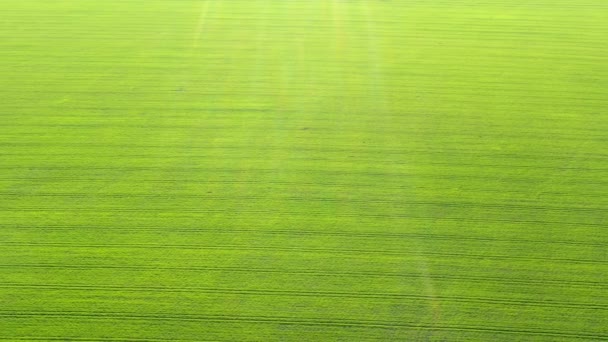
<box><xmin>1</xmin><ymin>0</ymin><xmax>607</xmax><ymax>340</ymax></box>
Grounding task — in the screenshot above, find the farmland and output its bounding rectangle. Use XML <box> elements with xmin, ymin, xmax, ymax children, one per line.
<box><xmin>1</xmin><ymin>0</ymin><xmax>607</xmax><ymax>340</ymax></box>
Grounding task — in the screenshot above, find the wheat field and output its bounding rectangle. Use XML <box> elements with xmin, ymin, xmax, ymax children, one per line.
<box><xmin>1</xmin><ymin>1</ymin><xmax>607</xmax><ymax>340</ymax></box>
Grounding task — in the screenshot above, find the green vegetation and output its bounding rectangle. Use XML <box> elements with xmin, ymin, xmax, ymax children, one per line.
<box><xmin>1</xmin><ymin>0</ymin><xmax>607</xmax><ymax>340</ymax></box>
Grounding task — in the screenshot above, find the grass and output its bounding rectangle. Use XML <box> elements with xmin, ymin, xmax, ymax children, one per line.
<box><xmin>1</xmin><ymin>0</ymin><xmax>607</xmax><ymax>340</ymax></box>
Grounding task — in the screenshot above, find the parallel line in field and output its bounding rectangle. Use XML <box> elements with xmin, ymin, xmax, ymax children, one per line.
<box><xmin>2</xmin><ymin>99</ymin><xmax>603</xmax><ymax>111</ymax></box>
<box><xmin>2</xmin><ymin>199</ymin><xmax>605</xmax><ymax>216</ymax></box>
<box><xmin>3</xmin><ymin>74</ymin><xmax>607</xmax><ymax>90</ymax></box>
<box><xmin>3</xmin><ymin>152</ymin><xmax>606</xmax><ymax>164</ymax></box>
<box><xmin>14</xmin><ymin>47</ymin><xmax>591</xmax><ymax>57</ymax></box>
<box><xmin>2</xmin><ymin>127</ymin><xmax>605</xmax><ymax>140</ymax></box>
<box><xmin>4</xmin><ymin>225</ymin><xmax>604</xmax><ymax>248</ymax></box>
<box><xmin>17</xmin><ymin>20</ymin><xmax>606</xmax><ymax>33</ymax></box>
<box><xmin>3</xmin><ymin>86</ymin><xmax>607</xmax><ymax>99</ymax></box>
<box><xmin>2</xmin><ymin>177</ymin><xmax>606</xmax><ymax>192</ymax></box>
<box><xmin>2</xmin><ymin>28</ymin><xmax>605</xmax><ymax>42</ymax></box>
<box><xmin>0</xmin><ymin>162</ymin><xmax>595</xmax><ymax>178</ymax></box>
<box><xmin>1</xmin><ymin>148</ymin><xmax>604</xmax><ymax>160</ymax></box>
<box><xmin>1</xmin><ymin>264</ymin><xmax>604</xmax><ymax>289</ymax></box>
<box><xmin>4</xmin><ymin>25</ymin><xmax>607</xmax><ymax>37</ymax></box>
<box><xmin>2</xmin><ymin>242</ymin><xmax>606</xmax><ymax>265</ymax></box>
<box><xmin>1</xmin><ymin>133</ymin><xmax>605</xmax><ymax>143</ymax></box>
<box><xmin>2</xmin><ymin>162</ymin><xmax>605</xmax><ymax>172</ymax></box>
<box><xmin>2</xmin><ymin>46</ymin><xmax>605</xmax><ymax>60</ymax></box>
<box><xmin>0</xmin><ymin>310</ymin><xmax>605</xmax><ymax>340</ymax></box>
<box><xmin>3</xmin><ymin>34</ymin><xmax>607</xmax><ymax>52</ymax></box>
<box><xmin>2</xmin><ymin>193</ymin><xmax>605</xmax><ymax>214</ymax></box>
<box><xmin>0</xmin><ymin>178</ymin><xmax>604</xmax><ymax>190</ymax></box>
<box><xmin>3</xmin><ymin>16</ymin><xmax>606</xmax><ymax>31</ymax></box>
<box><xmin>1</xmin><ymin>283</ymin><xmax>605</xmax><ymax>310</ymax></box>
<box><xmin>2</xmin><ymin>96</ymin><xmax>607</xmax><ymax>109</ymax></box>
<box><xmin>2</xmin><ymin>9</ymin><xmax>605</xmax><ymax>20</ymax></box>
<box><xmin>3</xmin><ymin>54</ymin><xmax>607</xmax><ymax>70</ymax></box>
<box><xmin>2</xmin><ymin>210</ymin><xmax>605</xmax><ymax>230</ymax></box>
<box><xmin>2</xmin><ymin>121</ymin><xmax>606</xmax><ymax>135</ymax></box>
<box><xmin>4</xmin><ymin>85</ymin><xmax>607</xmax><ymax>99</ymax></box>
<box><xmin>8</xmin><ymin>75</ymin><xmax>608</xmax><ymax>91</ymax></box>
<box><xmin>2</xmin><ymin>212</ymin><xmax>606</xmax><ymax>232</ymax></box>
<box><xmin>0</xmin><ymin>338</ymin><xmax>205</xmax><ymax>342</ymax></box>
<box><xmin>2</xmin><ymin>143</ymin><xmax>607</xmax><ymax>157</ymax></box>
<box><xmin>2</xmin><ymin>162</ymin><xmax>606</xmax><ymax>173</ymax></box>
<box><xmin>4</xmin><ymin>3</ymin><xmax>606</xmax><ymax>14</ymax></box>
<box><xmin>3</xmin><ymin>55</ymin><xmax>606</xmax><ymax>73</ymax></box>
<box><xmin>0</xmin><ymin>105</ymin><xmax>567</xmax><ymax>117</ymax></box>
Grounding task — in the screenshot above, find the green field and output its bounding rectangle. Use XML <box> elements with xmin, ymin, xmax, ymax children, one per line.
<box><xmin>1</xmin><ymin>0</ymin><xmax>607</xmax><ymax>340</ymax></box>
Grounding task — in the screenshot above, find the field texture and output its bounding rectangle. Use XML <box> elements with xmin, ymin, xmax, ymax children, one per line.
<box><xmin>1</xmin><ymin>0</ymin><xmax>607</xmax><ymax>340</ymax></box>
